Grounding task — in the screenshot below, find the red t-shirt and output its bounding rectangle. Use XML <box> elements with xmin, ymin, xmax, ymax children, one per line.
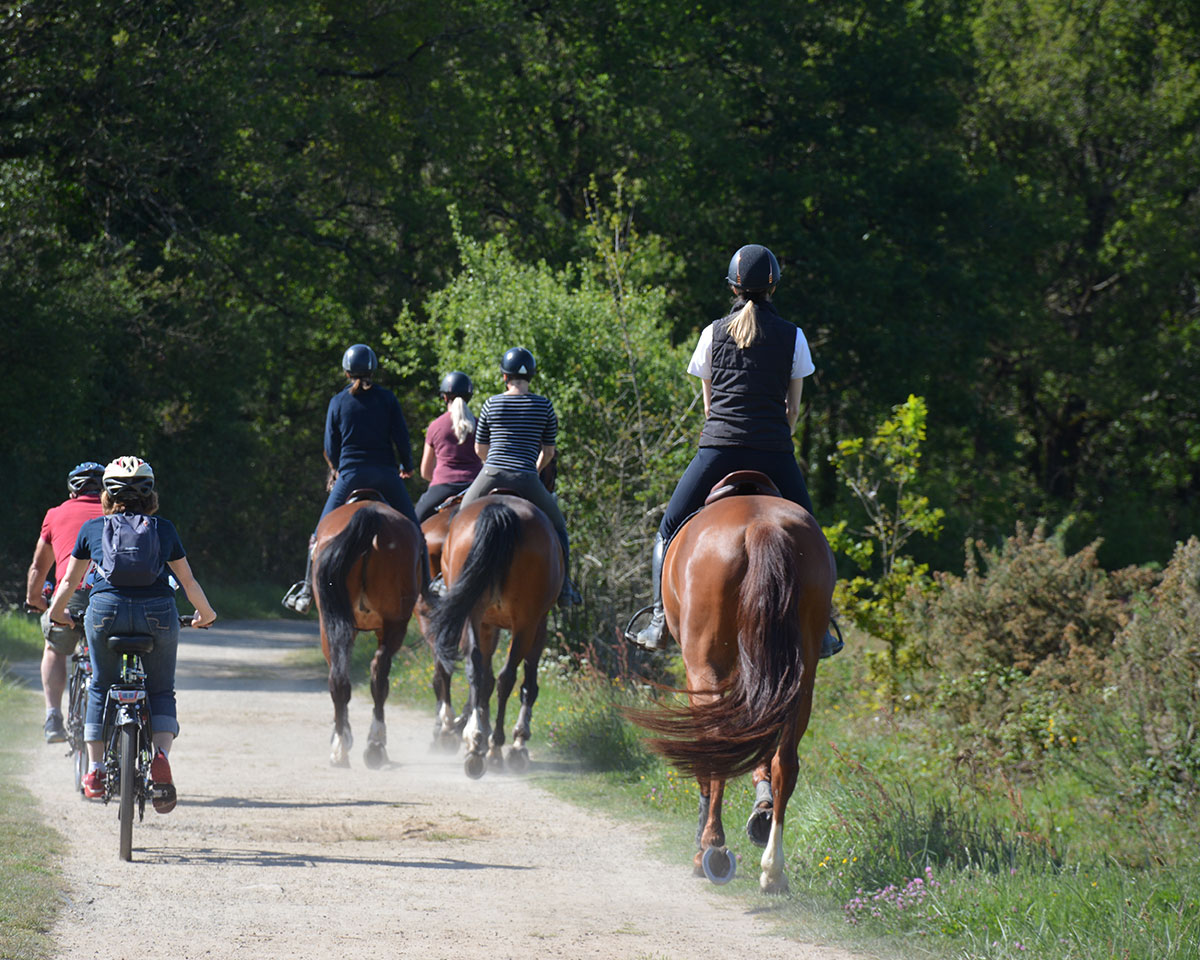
<box><xmin>40</xmin><ymin>494</ymin><xmax>104</xmax><ymax>586</ymax></box>
<box><xmin>425</xmin><ymin>411</ymin><xmax>483</xmax><ymax>485</ymax></box>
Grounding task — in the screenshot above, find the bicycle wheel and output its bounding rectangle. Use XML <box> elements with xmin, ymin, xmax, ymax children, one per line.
<box><xmin>67</xmin><ymin>668</ymin><xmax>88</xmax><ymax>794</ymax></box>
<box><xmin>118</xmin><ymin>724</ymin><xmax>136</xmax><ymax>861</ymax></box>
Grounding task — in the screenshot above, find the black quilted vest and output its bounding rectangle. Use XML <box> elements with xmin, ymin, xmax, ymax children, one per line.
<box><xmin>698</xmin><ymin>303</ymin><xmax>797</xmax><ymax>451</ymax></box>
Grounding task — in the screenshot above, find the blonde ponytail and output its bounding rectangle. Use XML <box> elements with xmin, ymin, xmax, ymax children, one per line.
<box><xmin>448</xmin><ymin>396</ymin><xmax>476</xmax><ymax>444</ymax></box>
<box><xmin>727</xmin><ymin>300</ymin><xmax>761</xmax><ymax>348</ymax></box>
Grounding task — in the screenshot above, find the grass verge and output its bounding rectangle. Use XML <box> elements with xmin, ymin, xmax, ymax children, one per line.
<box><xmin>0</xmin><ymin>676</ymin><xmax>63</xmax><ymax>960</ymax></box>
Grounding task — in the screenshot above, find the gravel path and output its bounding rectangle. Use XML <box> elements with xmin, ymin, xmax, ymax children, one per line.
<box><xmin>20</xmin><ymin>620</ymin><xmax>860</xmax><ymax>959</ymax></box>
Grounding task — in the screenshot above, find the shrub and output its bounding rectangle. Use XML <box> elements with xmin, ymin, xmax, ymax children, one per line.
<box><xmin>915</xmin><ymin>521</ymin><xmax>1157</xmax><ymax>766</ymax></box>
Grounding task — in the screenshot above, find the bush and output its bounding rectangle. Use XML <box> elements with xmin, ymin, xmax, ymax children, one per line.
<box><xmin>915</xmin><ymin>521</ymin><xmax>1157</xmax><ymax>767</ymax></box>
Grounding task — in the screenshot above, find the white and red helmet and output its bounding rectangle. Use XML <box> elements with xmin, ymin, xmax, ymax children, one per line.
<box><xmin>102</xmin><ymin>456</ymin><xmax>155</xmax><ymax>500</ymax></box>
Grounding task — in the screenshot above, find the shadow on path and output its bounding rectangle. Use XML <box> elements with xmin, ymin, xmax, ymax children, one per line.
<box><xmin>138</xmin><ymin>846</ymin><xmax>535</xmax><ymax>871</ymax></box>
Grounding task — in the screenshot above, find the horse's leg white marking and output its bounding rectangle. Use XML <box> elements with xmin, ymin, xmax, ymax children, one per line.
<box><xmin>760</xmin><ymin>819</ymin><xmax>787</xmax><ymax>892</ymax></box>
<box><xmin>330</xmin><ymin>723</ymin><xmax>353</xmax><ymax>765</ymax></box>
<box><xmin>368</xmin><ymin>716</ymin><xmax>386</xmax><ymax>747</ymax></box>
<box><xmin>513</xmin><ymin>704</ymin><xmax>532</xmax><ymax>746</ymax></box>
<box><xmin>463</xmin><ymin>708</ymin><xmax>485</xmax><ymax>754</ymax></box>
<box><xmin>436</xmin><ymin>701</ymin><xmax>456</xmax><ymax>735</ymax></box>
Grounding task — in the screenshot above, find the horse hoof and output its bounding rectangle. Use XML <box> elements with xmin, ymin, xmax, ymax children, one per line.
<box><xmin>746</xmin><ymin>806</ymin><xmax>772</xmax><ymax>847</ymax></box>
<box><xmin>330</xmin><ymin>755</ymin><xmax>351</xmax><ymax>768</ymax></box>
<box><xmin>507</xmin><ymin>747</ymin><xmax>529</xmax><ymax>773</ymax></box>
<box><xmin>701</xmin><ymin>846</ymin><xmax>737</xmax><ymax>886</ymax></box>
<box><xmin>363</xmin><ymin>743</ymin><xmax>387</xmax><ymax>769</ymax></box>
<box><xmin>487</xmin><ymin>748</ymin><xmax>504</xmax><ymax>770</ymax></box>
<box><xmin>760</xmin><ymin>872</ymin><xmax>789</xmax><ymax>894</ymax></box>
<box><xmin>464</xmin><ymin>753</ymin><xmax>486</xmax><ymax>779</ymax></box>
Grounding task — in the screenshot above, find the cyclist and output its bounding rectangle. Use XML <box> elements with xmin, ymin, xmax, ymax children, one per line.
<box><xmin>629</xmin><ymin>244</ymin><xmax>841</xmax><ymax>656</ymax></box>
<box><xmin>457</xmin><ymin>347</ymin><xmax>581</xmax><ymax>608</ymax></box>
<box><xmin>25</xmin><ymin>462</ymin><xmax>105</xmax><ymax>743</ymax></box>
<box><xmin>46</xmin><ymin>456</ymin><xmax>217</xmax><ymax>811</ymax></box>
<box><xmin>283</xmin><ymin>343</ymin><xmax>424</xmax><ymax>613</ymax></box>
<box><xmin>413</xmin><ymin>371</ymin><xmax>483</xmax><ymax>523</ymax></box>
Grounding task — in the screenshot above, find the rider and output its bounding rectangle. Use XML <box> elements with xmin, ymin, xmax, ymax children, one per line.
<box><xmin>283</xmin><ymin>343</ymin><xmax>424</xmax><ymax>613</ymax></box>
<box><xmin>46</xmin><ymin>456</ymin><xmax>218</xmax><ymax>810</ymax></box>
<box><xmin>413</xmin><ymin>371</ymin><xmax>483</xmax><ymax>523</ymax></box>
<box><xmin>457</xmin><ymin>347</ymin><xmax>582</xmax><ymax>608</ymax></box>
<box><xmin>629</xmin><ymin>244</ymin><xmax>842</xmax><ymax>656</ymax></box>
<box><xmin>25</xmin><ymin>462</ymin><xmax>105</xmax><ymax>743</ymax></box>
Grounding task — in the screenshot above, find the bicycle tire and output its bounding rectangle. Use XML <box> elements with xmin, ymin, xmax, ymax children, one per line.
<box><xmin>67</xmin><ymin>667</ymin><xmax>88</xmax><ymax>794</ymax></box>
<box><xmin>118</xmin><ymin>724</ymin><xmax>136</xmax><ymax>861</ymax></box>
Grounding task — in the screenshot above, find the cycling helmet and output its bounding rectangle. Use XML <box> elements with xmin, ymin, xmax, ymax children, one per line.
<box><xmin>341</xmin><ymin>343</ymin><xmax>378</xmax><ymax>378</ymax></box>
<box><xmin>102</xmin><ymin>456</ymin><xmax>155</xmax><ymax>500</ymax></box>
<box><xmin>726</xmin><ymin>244</ymin><xmax>781</xmax><ymax>293</ymax></box>
<box><xmin>67</xmin><ymin>461</ymin><xmax>104</xmax><ymax>495</ymax></box>
<box><xmin>439</xmin><ymin>371</ymin><xmax>474</xmax><ymax>400</ymax></box>
<box><xmin>500</xmin><ymin>347</ymin><xmax>536</xmax><ymax>379</ymax></box>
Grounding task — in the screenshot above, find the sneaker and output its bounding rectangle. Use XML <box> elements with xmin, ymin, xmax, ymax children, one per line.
<box><xmin>43</xmin><ymin>713</ymin><xmax>67</xmax><ymax>744</ymax></box>
<box><xmin>150</xmin><ymin>749</ymin><xmax>177</xmax><ymax>814</ymax></box>
<box><xmin>82</xmin><ymin>768</ymin><xmax>105</xmax><ymax>799</ymax></box>
<box><xmin>428</xmin><ymin>574</ymin><xmax>446</xmax><ymax>598</ymax></box>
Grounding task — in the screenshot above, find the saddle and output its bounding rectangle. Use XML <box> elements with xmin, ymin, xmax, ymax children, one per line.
<box><xmin>703</xmin><ymin>470</ymin><xmax>781</xmax><ymax>506</ymax></box>
<box><xmin>346</xmin><ymin>488</ymin><xmax>385</xmax><ymax>504</ymax></box>
<box><xmin>434</xmin><ymin>491</ymin><xmax>466</xmax><ymax>514</ymax></box>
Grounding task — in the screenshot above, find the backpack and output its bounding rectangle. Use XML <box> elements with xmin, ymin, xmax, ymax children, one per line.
<box><xmin>98</xmin><ymin>514</ymin><xmax>163</xmax><ymax>587</ymax></box>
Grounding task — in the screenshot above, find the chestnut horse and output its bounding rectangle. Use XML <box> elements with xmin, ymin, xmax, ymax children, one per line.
<box><xmin>428</xmin><ymin>494</ymin><xmax>563</xmax><ymax>778</ymax></box>
<box><xmin>313</xmin><ymin>493</ymin><xmax>423</xmax><ymax>768</ymax></box>
<box><xmin>631</xmin><ymin>475</ymin><xmax>834</xmax><ymax>892</ymax></box>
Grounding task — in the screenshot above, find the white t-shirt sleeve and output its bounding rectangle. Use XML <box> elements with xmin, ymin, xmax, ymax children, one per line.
<box><xmin>792</xmin><ymin>327</ymin><xmax>816</xmax><ymax>379</ymax></box>
<box><xmin>686</xmin><ymin>324</ymin><xmax>714</xmax><ymax>378</ymax></box>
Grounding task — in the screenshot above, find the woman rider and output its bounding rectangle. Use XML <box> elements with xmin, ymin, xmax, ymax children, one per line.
<box><xmin>46</xmin><ymin>456</ymin><xmax>218</xmax><ymax>810</ymax></box>
<box><xmin>457</xmin><ymin>347</ymin><xmax>582</xmax><ymax>608</ymax></box>
<box><xmin>283</xmin><ymin>343</ymin><xmax>425</xmax><ymax>614</ymax></box>
<box><xmin>629</xmin><ymin>244</ymin><xmax>842</xmax><ymax>656</ymax></box>
<box><xmin>413</xmin><ymin>371</ymin><xmax>483</xmax><ymax>523</ymax></box>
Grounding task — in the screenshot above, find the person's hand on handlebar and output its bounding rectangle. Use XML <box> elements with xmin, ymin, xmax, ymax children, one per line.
<box><xmin>186</xmin><ymin>605</ymin><xmax>217</xmax><ymax>629</ymax></box>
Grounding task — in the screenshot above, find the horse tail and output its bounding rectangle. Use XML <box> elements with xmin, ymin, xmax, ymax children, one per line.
<box><xmin>429</xmin><ymin>501</ymin><xmax>520</xmax><ymax>674</ymax></box>
<box><xmin>635</xmin><ymin>521</ymin><xmax>812</xmax><ymax>781</ymax></box>
<box><xmin>316</xmin><ymin>505</ymin><xmax>385</xmax><ymax>681</ymax></box>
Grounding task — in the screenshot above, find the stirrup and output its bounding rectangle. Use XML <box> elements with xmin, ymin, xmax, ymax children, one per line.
<box><xmin>282</xmin><ymin>581</ymin><xmax>311</xmax><ymax>614</ymax></box>
<box><xmin>625</xmin><ymin>606</ymin><xmax>667</xmax><ymax>651</ymax></box>
<box><xmin>428</xmin><ymin>574</ymin><xmax>446</xmax><ymax>598</ymax></box>
<box><xmin>819</xmin><ymin>619</ymin><xmax>845</xmax><ymax>659</ymax></box>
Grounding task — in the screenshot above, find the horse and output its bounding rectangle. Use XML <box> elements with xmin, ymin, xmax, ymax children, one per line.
<box><xmin>427</xmin><ymin>494</ymin><xmax>564</xmax><ymax>778</ymax></box>
<box><xmin>416</xmin><ymin>495</ymin><xmax>462</xmax><ymax>749</ymax></box>
<box><xmin>629</xmin><ymin>471</ymin><xmax>834</xmax><ymax>893</ymax></box>
<box><xmin>312</xmin><ymin>491</ymin><xmax>424</xmax><ymax>768</ymax></box>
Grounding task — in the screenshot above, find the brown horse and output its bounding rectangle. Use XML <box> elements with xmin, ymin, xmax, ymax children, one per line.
<box><xmin>428</xmin><ymin>494</ymin><xmax>564</xmax><ymax>778</ymax></box>
<box><xmin>313</xmin><ymin>492</ymin><xmax>424</xmax><ymax>768</ymax></box>
<box><xmin>631</xmin><ymin>475</ymin><xmax>834</xmax><ymax>892</ymax></box>
<box><xmin>416</xmin><ymin>496</ymin><xmax>461</xmax><ymax>748</ymax></box>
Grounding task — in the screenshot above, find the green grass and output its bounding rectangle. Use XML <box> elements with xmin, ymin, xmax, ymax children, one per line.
<box><xmin>0</xmin><ymin>679</ymin><xmax>63</xmax><ymax>960</ymax></box>
<box><xmin>180</xmin><ymin>579</ymin><xmax>294</xmax><ymax>621</ymax></box>
<box><xmin>0</xmin><ymin>611</ymin><xmax>44</xmax><ymax>665</ymax></box>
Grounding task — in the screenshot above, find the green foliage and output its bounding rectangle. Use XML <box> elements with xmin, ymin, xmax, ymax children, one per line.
<box><xmin>915</xmin><ymin>521</ymin><xmax>1157</xmax><ymax>768</ymax></box>
<box><xmin>386</xmin><ymin>197</ymin><xmax>692</xmax><ymax>654</ymax></box>
<box><xmin>825</xmin><ymin>395</ymin><xmax>944</xmax><ymax>698</ymax></box>
<box><xmin>0</xmin><ymin>613</ymin><xmax>44</xmax><ymax>667</ymax></box>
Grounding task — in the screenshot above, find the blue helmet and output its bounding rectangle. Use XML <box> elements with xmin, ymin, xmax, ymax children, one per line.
<box><xmin>341</xmin><ymin>343</ymin><xmax>378</xmax><ymax>378</ymax></box>
<box><xmin>500</xmin><ymin>347</ymin><xmax>536</xmax><ymax>379</ymax></box>
<box><xmin>726</xmin><ymin>244</ymin><xmax>781</xmax><ymax>293</ymax></box>
<box><xmin>439</xmin><ymin>371</ymin><xmax>474</xmax><ymax>400</ymax></box>
<box><xmin>67</xmin><ymin>461</ymin><xmax>104</xmax><ymax>495</ymax></box>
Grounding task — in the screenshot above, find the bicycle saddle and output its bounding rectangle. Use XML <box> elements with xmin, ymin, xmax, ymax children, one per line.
<box><xmin>107</xmin><ymin>635</ymin><xmax>155</xmax><ymax>655</ymax></box>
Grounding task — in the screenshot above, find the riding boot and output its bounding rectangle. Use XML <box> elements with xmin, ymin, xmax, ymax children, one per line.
<box><xmin>282</xmin><ymin>539</ymin><xmax>315</xmax><ymax>614</ymax></box>
<box><xmin>630</xmin><ymin>533</ymin><xmax>667</xmax><ymax>651</ymax></box>
<box><xmin>556</xmin><ymin>533</ymin><xmax>583</xmax><ymax>609</ymax></box>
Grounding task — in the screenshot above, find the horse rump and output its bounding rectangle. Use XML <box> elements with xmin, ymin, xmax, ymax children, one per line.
<box><xmin>315</xmin><ymin>504</ymin><xmax>388</xmax><ymax>677</ymax></box>
<box><xmin>630</xmin><ymin>520</ymin><xmax>813</xmax><ymax>781</ymax></box>
<box><xmin>428</xmin><ymin>501</ymin><xmax>520</xmax><ymax>673</ymax></box>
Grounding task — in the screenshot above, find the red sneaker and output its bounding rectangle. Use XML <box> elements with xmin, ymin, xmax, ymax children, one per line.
<box><xmin>150</xmin><ymin>749</ymin><xmax>177</xmax><ymax>814</ymax></box>
<box><xmin>82</xmin><ymin>768</ymin><xmax>105</xmax><ymax>799</ymax></box>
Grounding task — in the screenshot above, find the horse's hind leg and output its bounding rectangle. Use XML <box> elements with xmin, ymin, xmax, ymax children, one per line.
<box><xmin>486</xmin><ymin>624</ymin><xmax>518</xmax><ymax>769</ymax></box>
<box><xmin>746</xmin><ymin>762</ymin><xmax>774</xmax><ymax>847</ymax></box>
<box><xmin>694</xmin><ymin>778</ymin><xmax>734</xmax><ymax>882</ymax></box>
<box><xmin>461</xmin><ymin>619</ymin><xmax>495</xmax><ymax>768</ymax></box>
<box><xmin>510</xmin><ymin>618</ymin><xmax>547</xmax><ymax>770</ymax></box>
<box><xmin>364</xmin><ymin>622</ymin><xmax>403</xmax><ymax>769</ymax></box>
<box><xmin>431</xmin><ymin>659</ymin><xmax>459</xmax><ymax>750</ymax></box>
<box><xmin>324</xmin><ymin>621</ymin><xmax>353</xmax><ymax>768</ymax></box>
<box><xmin>760</xmin><ymin>684</ymin><xmax>813</xmax><ymax>893</ymax></box>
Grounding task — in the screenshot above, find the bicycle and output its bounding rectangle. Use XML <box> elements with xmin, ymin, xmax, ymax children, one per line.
<box><xmin>65</xmin><ymin>635</ymin><xmax>91</xmax><ymax>794</ymax></box>
<box><xmin>95</xmin><ymin>615</ymin><xmax>198</xmax><ymax>861</ymax></box>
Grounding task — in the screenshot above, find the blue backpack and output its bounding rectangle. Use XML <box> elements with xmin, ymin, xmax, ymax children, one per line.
<box><xmin>98</xmin><ymin>514</ymin><xmax>163</xmax><ymax>587</ymax></box>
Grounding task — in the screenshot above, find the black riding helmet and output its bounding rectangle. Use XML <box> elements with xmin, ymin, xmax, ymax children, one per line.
<box><xmin>341</xmin><ymin>343</ymin><xmax>378</xmax><ymax>378</ymax></box>
<box><xmin>726</xmin><ymin>244</ymin><xmax>781</xmax><ymax>293</ymax></box>
<box><xmin>67</xmin><ymin>461</ymin><xmax>104</xmax><ymax>496</ymax></box>
<box><xmin>439</xmin><ymin>370</ymin><xmax>474</xmax><ymax>400</ymax></box>
<box><xmin>500</xmin><ymin>347</ymin><xmax>536</xmax><ymax>379</ymax></box>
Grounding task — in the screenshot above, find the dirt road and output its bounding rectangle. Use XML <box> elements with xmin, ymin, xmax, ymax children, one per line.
<box><xmin>21</xmin><ymin>620</ymin><xmax>856</xmax><ymax>959</ymax></box>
